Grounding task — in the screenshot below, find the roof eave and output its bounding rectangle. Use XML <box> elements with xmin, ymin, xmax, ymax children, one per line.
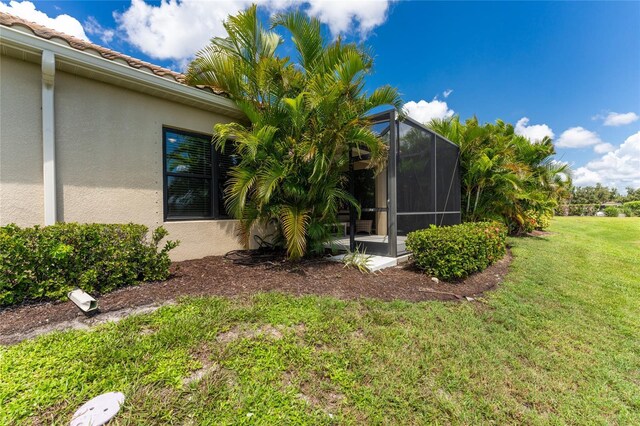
<box><xmin>0</xmin><ymin>25</ymin><xmax>244</xmax><ymax>119</ymax></box>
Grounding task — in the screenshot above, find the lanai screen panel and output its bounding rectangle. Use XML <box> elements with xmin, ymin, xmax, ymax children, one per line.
<box><xmin>397</xmin><ymin>120</ymin><xmax>435</xmax><ymax>234</ymax></box>
<box><xmin>435</xmin><ymin>135</ymin><xmax>462</xmax><ymax>225</ymax></box>
<box><xmin>396</xmin><ymin>119</ymin><xmax>461</xmax><ymax>235</ymax></box>
<box><xmin>351</xmin><ymin>111</ymin><xmax>391</xmax><ymax>256</ymax></box>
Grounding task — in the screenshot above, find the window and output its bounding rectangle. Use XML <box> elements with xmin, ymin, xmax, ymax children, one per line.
<box><xmin>163</xmin><ymin>127</ymin><xmax>235</xmax><ymax>220</ymax></box>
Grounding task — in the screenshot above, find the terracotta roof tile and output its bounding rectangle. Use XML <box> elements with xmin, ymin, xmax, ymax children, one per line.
<box><xmin>0</xmin><ymin>12</ymin><xmax>227</xmax><ymax>96</ymax></box>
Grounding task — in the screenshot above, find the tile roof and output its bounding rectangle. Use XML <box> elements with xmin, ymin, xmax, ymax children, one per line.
<box><xmin>0</xmin><ymin>12</ymin><xmax>226</xmax><ymax>96</ymax></box>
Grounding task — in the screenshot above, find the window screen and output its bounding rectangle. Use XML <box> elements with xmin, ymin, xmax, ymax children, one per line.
<box><xmin>163</xmin><ymin>127</ymin><xmax>233</xmax><ymax>220</ymax></box>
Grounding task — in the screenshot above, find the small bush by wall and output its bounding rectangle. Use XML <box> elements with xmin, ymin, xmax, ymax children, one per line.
<box><xmin>0</xmin><ymin>223</ymin><xmax>178</xmax><ymax>307</ymax></box>
<box><xmin>406</xmin><ymin>222</ymin><xmax>507</xmax><ymax>281</ymax></box>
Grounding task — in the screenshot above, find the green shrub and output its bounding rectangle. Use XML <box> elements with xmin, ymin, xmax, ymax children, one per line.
<box><xmin>604</xmin><ymin>206</ymin><xmax>619</xmax><ymax>217</ymax></box>
<box><xmin>406</xmin><ymin>222</ymin><xmax>507</xmax><ymax>281</ymax></box>
<box><xmin>522</xmin><ymin>211</ymin><xmax>537</xmax><ymax>234</ymax></box>
<box><xmin>523</xmin><ymin>210</ymin><xmax>552</xmax><ymax>232</ymax></box>
<box><xmin>623</xmin><ymin>201</ymin><xmax>640</xmax><ymax>216</ymax></box>
<box><xmin>536</xmin><ymin>212</ymin><xmax>552</xmax><ymax>230</ymax></box>
<box><xmin>0</xmin><ymin>223</ymin><xmax>178</xmax><ymax>307</ymax></box>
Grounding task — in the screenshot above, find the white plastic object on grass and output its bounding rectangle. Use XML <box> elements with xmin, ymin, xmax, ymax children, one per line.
<box><xmin>67</xmin><ymin>289</ymin><xmax>98</xmax><ymax>313</ymax></box>
<box><xmin>69</xmin><ymin>392</ymin><xmax>125</xmax><ymax>426</ymax></box>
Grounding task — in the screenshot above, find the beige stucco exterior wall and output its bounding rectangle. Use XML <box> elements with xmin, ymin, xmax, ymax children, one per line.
<box><xmin>0</xmin><ymin>55</ymin><xmax>44</xmax><ymax>226</ymax></box>
<box><xmin>0</xmin><ymin>54</ymin><xmax>244</xmax><ymax>261</ymax></box>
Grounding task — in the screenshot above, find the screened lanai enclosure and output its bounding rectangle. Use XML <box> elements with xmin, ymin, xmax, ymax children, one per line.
<box><xmin>333</xmin><ymin>109</ymin><xmax>461</xmax><ymax>257</ymax></box>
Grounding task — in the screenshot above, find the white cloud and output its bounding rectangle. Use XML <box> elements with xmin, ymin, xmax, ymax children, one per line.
<box><xmin>515</xmin><ymin>117</ymin><xmax>554</xmax><ymax>143</ymax></box>
<box><xmin>443</xmin><ymin>89</ymin><xmax>453</xmax><ymax>98</ymax></box>
<box><xmin>115</xmin><ymin>0</ymin><xmax>393</xmax><ymax>61</ymax></box>
<box><xmin>114</xmin><ymin>0</ymin><xmax>247</xmax><ymax>61</ymax></box>
<box><xmin>84</xmin><ymin>16</ymin><xmax>115</xmax><ymax>44</ymax></box>
<box><xmin>603</xmin><ymin>111</ymin><xmax>639</xmax><ymax>127</ymax></box>
<box><xmin>593</xmin><ymin>142</ymin><xmax>614</xmax><ymax>154</ymax></box>
<box><xmin>403</xmin><ymin>99</ymin><xmax>454</xmax><ymax>124</ymax></box>
<box><xmin>306</xmin><ymin>0</ymin><xmax>393</xmax><ymax>37</ymax></box>
<box><xmin>0</xmin><ymin>0</ymin><xmax>88</xmax><ymax>40</ymax></box>
<box><xmin>556</xmin><ymin>126</ymin><xmax>603</xmax><ymax>148</ymax></box>
<box><xmin>572</xmin><ymin>167</ymin><xmax>602</xmax><ymax>187</ymax></box>
<box><xmin>573</xmin><ymin>131</ymin><xmax>640</xmax><ymax>190</ymax></box>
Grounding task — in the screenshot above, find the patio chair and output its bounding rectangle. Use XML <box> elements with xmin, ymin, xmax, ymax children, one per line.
<box><xmin>355</xmin><ymin>219</ymin><xmax>372</xmax><ymax>235</ymax></box>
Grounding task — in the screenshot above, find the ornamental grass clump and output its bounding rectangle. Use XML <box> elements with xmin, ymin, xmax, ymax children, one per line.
<box><xmin>406</xmin><ymin>222</ymin><xmax>507</xmax><ymax>281</ymax></box>
<box><xmin>0</xmin><ymin>223</ymin><xmax>178</xmax><ymax>307</ymax></box>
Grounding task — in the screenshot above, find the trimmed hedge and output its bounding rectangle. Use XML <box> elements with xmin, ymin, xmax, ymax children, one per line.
<box><xmin>0</xmin><ymin>223</ymin><xmax>178</xmax><ymax>307</ymax></box>
<box><xmin>624</xmin><ymin>201</ymin><xmax>640</xmax><ymax>216</ymax></box>
<box><xmin>406</xmin><ymin>222</ymin><xmax>507</xmax><ymax>281</ymax></box>
<box><xmin>555</xmin><ymin>204</ymin><xmax>601</xmax><ymax>216</ymax></box>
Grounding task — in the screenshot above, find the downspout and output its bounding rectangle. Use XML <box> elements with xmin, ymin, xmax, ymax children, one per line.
<box><xmin>41</xmin><ymin>50</ymin><xmax>56</xmax><ymax>225</ymax></box>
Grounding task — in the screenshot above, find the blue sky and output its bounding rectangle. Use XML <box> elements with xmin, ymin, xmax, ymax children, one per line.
<box><xmin>2</xmin><ymin>0</ymin><xmax>639</xmax><ymax>191</ymax></box>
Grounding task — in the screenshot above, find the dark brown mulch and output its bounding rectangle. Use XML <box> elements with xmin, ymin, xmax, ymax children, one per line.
<box><xmin>0</xmin><ymin>251</ymin><xmax>511</xmax><ymax>342</ymax></box>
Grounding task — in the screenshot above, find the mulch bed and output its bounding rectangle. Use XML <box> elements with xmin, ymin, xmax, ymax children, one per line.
<box><xmin>0</xmin><ymin>250</ymin><xmax>511</xmax><ymax>344</ymax></box>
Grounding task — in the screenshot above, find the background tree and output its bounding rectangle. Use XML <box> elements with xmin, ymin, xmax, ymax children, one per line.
<box><xmin>623</xmin><ymin>187</ymin><xmax>640</xmax><ymax>202</ymax></box>
<box><xmin>570</xmin><ymin>184</ymin><xmax>620</xmax><ymax>204</ymax></box>
<box><xmin>428</xmin><ymin>116</ymin><xmax>571</xmax><ymax>233</ymax></box>
<box><xmin>186</xmin><ymin>6</ymin><xmax>401</xmax><ymax>259</ymax></box>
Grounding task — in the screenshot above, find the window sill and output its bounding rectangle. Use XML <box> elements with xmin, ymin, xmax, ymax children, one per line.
<box><xmin>164</xmin><ymin>217</ymin><xmax>235</xmax><ymax>224</ymax></box>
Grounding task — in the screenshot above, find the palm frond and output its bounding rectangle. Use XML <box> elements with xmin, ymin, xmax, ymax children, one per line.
<box><xmin>279</xmin><ymin>205</ymin><xmax>310</xmax><ymax>260</ymax></box>
<box><xmin>272</xmin><ymin>11</ymin><xmax>324</xmax><ymax>72</ymax></box>
<box><xmin>225</xmin><ymin>166</ymin><xmax>257</xmax><ymax>218</ymax></box>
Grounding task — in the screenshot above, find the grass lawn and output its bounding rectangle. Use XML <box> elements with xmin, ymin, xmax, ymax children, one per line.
<box><xmin>1</xmin><ymin>217</ymin><xmax>639</xmax><ymax>424</ymax></box>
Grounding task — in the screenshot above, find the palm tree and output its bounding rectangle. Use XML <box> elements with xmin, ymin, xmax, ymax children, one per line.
<box><xmin>428</xmin><ymin>116</ymin><xmax>571</xmax><ymax>233</ymax></box>
<box><xmin>185</xmin><ymin>6</ymin><xmax>401</xmax><ymax>259</ymax></box>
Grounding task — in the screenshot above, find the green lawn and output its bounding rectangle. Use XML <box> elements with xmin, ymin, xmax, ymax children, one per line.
<box><xmin>1</xmin><ymin>217</ymin><xmax>639</xmax><ymax>424</ymax></box>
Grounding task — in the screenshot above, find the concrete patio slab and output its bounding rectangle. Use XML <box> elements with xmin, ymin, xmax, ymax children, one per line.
<box><xmin>329</xmin><ymin>253</ymin><xmax>399</xmax><ymax>272</ymax></box>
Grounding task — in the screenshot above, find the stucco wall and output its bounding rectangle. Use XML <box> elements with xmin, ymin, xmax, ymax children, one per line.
<box><xmin>0</xmin><ymin>54</ymin><xmax>244</xmax><ymax>261</ymax></box>
<box><xmin>0</xmin><ymin>55</ymin><xmax>44</xmax><ymax>226</ymax></box>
